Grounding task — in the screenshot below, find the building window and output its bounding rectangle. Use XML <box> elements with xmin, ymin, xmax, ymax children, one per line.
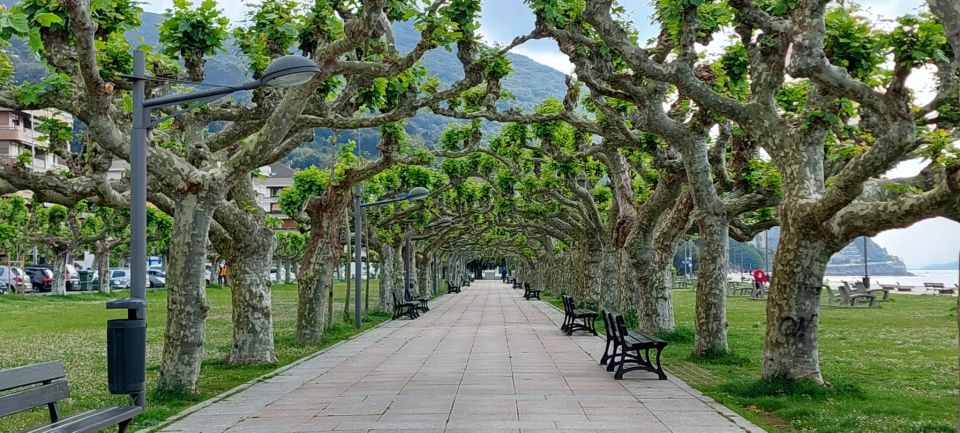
<box><xmin>269</xmin><ymin>187</ymin><xmax>282</xmax><ymax>197</ymax></box>
<box><xmin>270</xmin><ymin>202</ymin><xmax>282</xmax><ymax>213</ymax></box>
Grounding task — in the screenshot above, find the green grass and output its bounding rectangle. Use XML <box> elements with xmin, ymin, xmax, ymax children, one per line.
<box><xmin>0</xmin><ymin>280</ymin><xmax>388</xmax><ymax>432</ymax></box>
<box><xmin>545</xmin><ymin>290</ymin><xmax>959</xmax><ymax>433</ymax></box>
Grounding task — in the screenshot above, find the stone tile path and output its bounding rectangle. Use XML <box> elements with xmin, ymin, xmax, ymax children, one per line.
<box><xmin>157</xmin><ymin>280</ymin><xmax>764</xmax><ymax>433</ymax></box>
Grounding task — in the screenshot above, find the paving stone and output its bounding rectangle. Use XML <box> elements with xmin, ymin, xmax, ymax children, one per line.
<box><xmin>157</xmin><ymin>280</ymin><xmax>764</xmax><ymax>433</ymax></box>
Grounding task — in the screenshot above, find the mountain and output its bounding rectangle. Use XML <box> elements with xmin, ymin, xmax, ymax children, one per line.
<box><xmin>750</xmin><ymin>227</ymin><xmax>912</xmax><ymax>276</ymax></box>
<box><xmin>918</xmin><ymin>261</ymin><xmax>959</xmax><ymax>270</ymax></box>
<box><xmin>4</xmin><ymin>10</ymin><xmax>568</xmax><ymax>168</ymax></box>
<box><xmin>824</xmin><ymin>237</ymin><xmax>911</xmax><ymax>276</ymax></box>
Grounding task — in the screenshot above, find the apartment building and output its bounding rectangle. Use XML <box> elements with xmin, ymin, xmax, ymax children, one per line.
<box><xmin>254</xmin><ymin>162</ymin><xmax>297</xmax><ymax>229</ymax></box>
<box><xmin>0</xmin><ymin>108</ymin><xmax>72</xmax><ymax>172</ymax></box>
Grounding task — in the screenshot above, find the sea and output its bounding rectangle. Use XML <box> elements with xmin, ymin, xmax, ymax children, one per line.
<box><xmin>825</xmin><ymin>269</ymin><xmax>959</xmax><ymax>293</ymax></box>
<box><xmin>727</xmin><ymin>270</ymin><xmax>959</xmax><ymax>293</ymax></box>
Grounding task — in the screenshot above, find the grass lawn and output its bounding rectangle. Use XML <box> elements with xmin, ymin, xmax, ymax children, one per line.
<box><xmin>0</xmin><ymin>280</ymin><xmax>388</xmax><ymax>433</ymax></box>
<box><xmin>545</xmin><ymin>290</ymin><xmax>958</xmax><ymax>433</ymax></box>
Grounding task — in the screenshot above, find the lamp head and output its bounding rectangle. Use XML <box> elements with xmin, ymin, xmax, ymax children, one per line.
<box><xmin>261</xmin><ymin>55</ymin><xmax>321</xmax><ymax>88</ymax></box>
<box><xmin>406</xmin><ymin>187</ymin><xmax>430</xmax><ymax>202</ymax></box>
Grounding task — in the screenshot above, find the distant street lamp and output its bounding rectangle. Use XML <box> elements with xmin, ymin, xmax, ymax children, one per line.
<box><xmin>116</xmin><ymin>50</ymin><xmax>319</xmax><ymax>407</ymax></box>
<box><xmin>353</xmin><ymin>187</ymin><xmax>430</xmax><ymax>328</ymax></box>
<box><xmin>862</xmin><ymin>236</ymin><xmax>870</xmax><ymax>289</ymax></box>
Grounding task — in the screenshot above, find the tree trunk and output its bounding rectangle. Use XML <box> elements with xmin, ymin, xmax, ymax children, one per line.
<box><xmin>296</xmin><ymin>194</ymin><xmax>346</xmax><ymax>343</ymax></box>
<box><xmin>95</xmin><ymin>241</ymin><xmax>111</xmax><ymax>294</ymax></box>
<box><xmin>694</xmin><ymin>215</ymin><xmax>729</xmax><ymax>355</ymax></box>
<box><xmin>344</xmin><ymin>229</ymin><xmax>351</xmax><ymax>320</ymax></box>
<box><xmin>283</xmin><ymin>258</ymin><xmax>293</xmax><ymax>284</ymax></box>
<box><xmin>221</xmin><ymin>226</ymin><xmax>276</xmax><ymax>365</ymax></box>
<box><xmin>157</xmin><ymin>194</ymin><xmax>215</xmax><ymax>393</ymax></box>
<box><xmin>762</xmin><ymin>224</ymin><xmax>830</xmax><ymax>383</ymax></box>
<box><xmin>50</xmin><ymin>248</ymin><xmax>68</xmax><ymax>295</ymax></box>
<box><xmin>378</xmin><ymin>245</ymin><xmax>393</xmax><ymax>312</ymax></box>
<box><xmin>630</xmin><ymin>247</ymin><xmax>676</xmax><ymax>334</ymax></box>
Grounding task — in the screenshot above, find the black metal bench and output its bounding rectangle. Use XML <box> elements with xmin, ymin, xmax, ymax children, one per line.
<box><xmin>392</xmin><ymin>292</ymin><xmax>419</xmax><ymax>320</ymax></box>
<box><xmin>512</xmin><ymin>280</ymin><xmax>522</xmax><ymax>289</ymax></box>
<box><xmin>601</xmin><ymin>311</ymin><xmax>668</xmax><ymax>380</ymax></box>
<box><xmin>522</xmin><ymin>282</ymin><xmax>541</xmax><ymax>300</ymax></box>
<box><xmin>561</xmin><ymin>295</ymin><xmax>598</xmax><ymax>335</ymax></box>
<box><xmin>446</xmin><ymin>281</ymin><xmax>461</xmax><ymax>294</ymax></box>
<box><xmin>0</xmin><ymin>361</ymin><xmax>142</xmax><ymax>433</ymax></box>
<box><xmin>406</xmin><ymin>290</ymin><xmax>429</xmax><ymax>313</ymax></box>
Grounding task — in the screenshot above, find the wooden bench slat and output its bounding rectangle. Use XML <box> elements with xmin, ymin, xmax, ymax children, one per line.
<box><xmin>27</xmin><ymin>406</ymin><xmax>143</xmax><ymax>433</ymax></box>
<box><xmin>0</xmin><ymin>361</ymin><xmax>65</xmax><ymax>392</ymax></box>
<box><xmin>0</xmin><ymin>381</ymin><xmax>70</xmax><ymax>418</ymax></box>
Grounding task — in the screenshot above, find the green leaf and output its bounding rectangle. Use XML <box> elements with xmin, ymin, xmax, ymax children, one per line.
<box><xmin>33</xmin><ymin>12</ymin><xmax>63</xmax><ymax>27</ymax></box>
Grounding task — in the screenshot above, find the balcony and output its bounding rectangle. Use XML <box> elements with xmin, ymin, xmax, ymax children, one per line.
<box><xmin>0</xmin><ymin>126</ymin><xmax>41</xmax><ymax>145</ymax></box>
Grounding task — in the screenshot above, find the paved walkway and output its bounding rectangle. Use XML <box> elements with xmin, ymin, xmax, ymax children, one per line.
<box><xmin>157</xmin><ymin>280</ymin><xmax>763</xmax><ymax>433</ymax></box>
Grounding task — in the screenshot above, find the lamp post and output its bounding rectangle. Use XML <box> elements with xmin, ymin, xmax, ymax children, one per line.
<box><xmin>862</xmin><ymin>236</ymin><xmax>870</xmax><ymax>289</ymax></box>
<box><xmin>353</xmin><ymin>187</ymin><xmax>430</xmax><ymax>328</ymax></box>
<box><xmin>113</xmin><ymin>50</ymin><xmax>319</xmax><ymax>407</ymax></box>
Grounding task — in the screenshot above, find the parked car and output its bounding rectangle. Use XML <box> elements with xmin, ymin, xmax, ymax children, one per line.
<box><xmin>92</xmin><ymin>268</ymin><xmax>149</xmax><ymax>290</ymax></box>
<box><xmin>64</xmin><ymin>264</ymin><xmax>79</xmax><ymax>290</ymax></box>
<box><xmin>36</xmin><ymin>263</ymin><xmax>81</xmax><ymax>291</ymax></box>
<box><xmin>0</xmin><ymin>266</ymin><xmax>33</xmax><ymax>294</ymax></box>
<box><xmin>147</xmin><ymin>269</ymin><xmax>166</xmax><ymax>288</ymax></box>
<box><xmin>23</xmin><ymin>266</ymin><xmax>54</xmax><ymax>292</ymax></box>
<box><xmin>150</xmin><ymin>264</ymin><xmax>210</xmax><ymax>284</ymax></box>
<box><xmin>269</xmin><ymin>267</ymin><xmax>296</xmax><ymax>283</ymax></box>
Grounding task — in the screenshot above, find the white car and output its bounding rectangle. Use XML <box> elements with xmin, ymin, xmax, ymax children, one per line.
<box><xmin>147</xmin><ymin>269</ymin><xmax>166</xmax><ymax>288</ymax></box>
<box><xmin>269</xmin><ymin>267</ymin><xmax>296</xmax><ymax>283</ymax></box>
<box><xmin>149</xmin><ymin>264</ymin><xmax>210</xmax><ymax>284</ymax></box>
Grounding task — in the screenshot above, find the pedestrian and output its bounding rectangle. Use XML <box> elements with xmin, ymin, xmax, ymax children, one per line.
<box><xmin>218</xmin><ymin>264</ymin><xmax>228</xmax><ymax>286</ymax></box>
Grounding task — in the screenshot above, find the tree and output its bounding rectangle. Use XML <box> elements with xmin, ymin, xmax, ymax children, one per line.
<box><xmin>27</xmin><ymin>201</ymin><xmax>110</xmax><ymax>295</ymax></box>
<box><xmin>0</xmin><ymin>0</ymin><xmax>523</xmax><ymax>392</ymax></box>
<box><xmin>0</xmin><ymin>196</ymin><xmax>30</xmax><ymax>265</ymax></box>
<box><xmin>535</xmin><ymin>0</ymin><xmax>960</xmax><ymax>381</ymax></box>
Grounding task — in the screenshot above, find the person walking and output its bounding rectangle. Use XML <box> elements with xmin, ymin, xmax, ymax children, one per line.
<box><xmin>218</xmin><ymin>264</ymin><xmax>229</xmax><ymax>286</ymax></box>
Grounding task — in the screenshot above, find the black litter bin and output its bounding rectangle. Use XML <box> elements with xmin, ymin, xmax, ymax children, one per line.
<box><xmin>106</xmin><ymin>318</ymin><xmax>146</xmax><ymax>395</ymax></box>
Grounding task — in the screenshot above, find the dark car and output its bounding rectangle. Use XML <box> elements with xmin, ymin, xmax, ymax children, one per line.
<box><xmin>36</xmin><ymin>263</ymin><xmax>81</xmax><ymax>291</ymax></box>
<box><xmin>23</xmin><ymin>266</ymin><xmax>54</xmax><ymax>292</ymax></box>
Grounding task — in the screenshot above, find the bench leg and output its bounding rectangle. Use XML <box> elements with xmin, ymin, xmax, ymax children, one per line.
<box><xmin>119</xmin><ymin>419</ymin><xmax>131</xmax><ymax>433</ymax></box>
<box><xmin>607</xmin><ymin>343</ymin><xmax>621</xmax><ymax>372</ymax></box>
<box><xmin>653</xmin><ymin>347</ymin><xmax>667</xmax><ymax>380</ymax></box>
<box><xmin>600</xmin><ymin>337</ymin><xmax>614</xmax><ymax>365</ymax></box>
<box><xmin>613</xmin><ymin>346</ymin><xmax>627</xmax><ymax>380</ymax></box>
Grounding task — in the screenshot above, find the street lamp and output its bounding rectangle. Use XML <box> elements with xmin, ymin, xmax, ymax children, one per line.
<box><xmin>111</xmin><ymin>50</ymin><xmax>319</xmax><ymax>408</ymax></box>
<box><xmin>353</xmin><ymin>187</ymin><xmax>431</xmax><ymax>328</ymax></box>
<box><xmin>862</xmin><ymin>236</ymin><xmax>870</xmax><ymax>289</ymax></box>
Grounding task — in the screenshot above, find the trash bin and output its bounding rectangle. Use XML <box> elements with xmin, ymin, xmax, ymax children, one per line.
<box><xmin>78</xmin><ymin>270</ymin><xmax>92</xmax><ymax>291</ymax></box>
<box><xmin>106</xmin><ymin>318</ymin><xmax>146</xmax><ymax>395</ymax></box>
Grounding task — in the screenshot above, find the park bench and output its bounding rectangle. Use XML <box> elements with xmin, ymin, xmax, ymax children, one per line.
<box><xmin>392</xmin><ymin>292</ymin><xmax>419</xmax><ymax>320</ymax></box>
<box><xmin>560</xmin><ymin>295</ymin><xmax>598</xmax><ymax>336</ymax></box>
<box><xmin>405</xmin><ymin>290</ymin><xmax>429</xmax><ymax>313</ymax></box>
<box><xmin>827</xmin><ymin>284</ymin><xmax>875</xmax><ymax>307</ymax></box>
<box><xmin>600</xmin><ymin>311</ymin><xmax>668</xmax><ymax>380</ymax></box>
<box><xmin>0</xmin><ymin>360</ymin><xmax>142</xmax><ymax>433</ymax></box>
<box><xmin>924</xmin><ymin>282</ymin><xmax>955</xmax><ymax>295</ymax></box>
<box><xmin>446</xmin><ymin>281</ymin><xmax>461</xmax><ymax>294</ymax></box>
<box><xmin>522</xmin><ymin>282</ymin><xmax>541</xmax><ymax>300</ymax></box>
<box><xmin>850</xmin><ymin>281</ymin><xmax>891</xmax><ymax>300</ymax></box>
<box><xmin>512</xmin><ymin>280</ymin><xmax>522</xmax><ymax>289</ymax></box>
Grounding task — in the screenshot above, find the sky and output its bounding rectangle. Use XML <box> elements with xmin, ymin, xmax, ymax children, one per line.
<box><xmin>141</xmin><ymin>0</ymin><xmax>960</xmax><ymax>268</ymax></box>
